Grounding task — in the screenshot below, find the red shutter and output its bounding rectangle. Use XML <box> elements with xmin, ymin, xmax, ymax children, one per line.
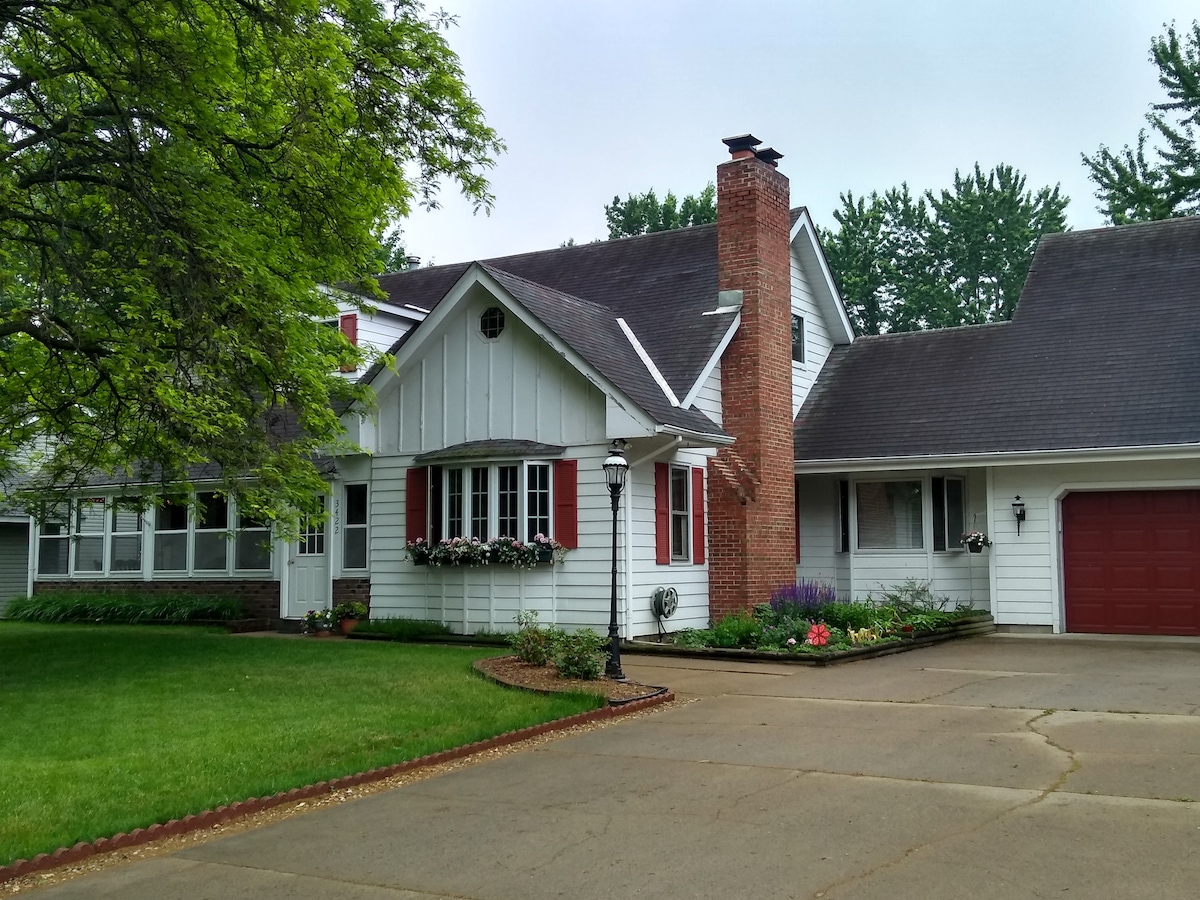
<box><xmin>655</xmin><ymin>462</ymin><xmax>670</xmax><ymax>565</ymax></box>
<box><xmin>691</xmin><ymin>466</ymin><xmax>705</xmax><ymax>564</ymax></box>
<box><xmin>553</xmin><ymin>459</ymin><xmax>578</xmax><ymax>549</ymax></box>
<box><xmin>339</xmin><ymin>313</ymin><xmax>358</xmax><ymax>346</ymax></box>
<box><xmin>405</xmin><ymin>467</ymin><xmax>428</xmax><ymax>543</ymax></box>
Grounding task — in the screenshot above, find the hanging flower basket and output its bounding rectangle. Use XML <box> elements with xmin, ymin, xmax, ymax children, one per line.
<box><xmin>961</xmin><ymin>531</ymin><xmax>991</xmax><ymax>553</ymax></box>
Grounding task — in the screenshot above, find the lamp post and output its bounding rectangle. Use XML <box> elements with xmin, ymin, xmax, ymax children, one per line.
<box><xmin>602</xmin><ymin>441</ymin><xmax>629</xmax><ymax>680</ymax></box>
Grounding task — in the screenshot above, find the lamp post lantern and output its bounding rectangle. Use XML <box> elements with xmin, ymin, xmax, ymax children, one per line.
<box><xmin>602</xmin><ymin>441</ymin><xmax>629</xmax><ymax>680</ymax></box>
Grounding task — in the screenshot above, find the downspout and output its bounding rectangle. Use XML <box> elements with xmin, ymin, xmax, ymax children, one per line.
<box><xmin>25</xmin><ymin>514</ymin><xmax>35</xmax><ymax>600</ymax></box>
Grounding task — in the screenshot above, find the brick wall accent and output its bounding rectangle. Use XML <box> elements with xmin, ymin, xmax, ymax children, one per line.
<box><xmin>708</xmin><ymin>146</ymin><xmax>797</xmax><ymax>618</ymax></box>
<box><xmin>33</xmin><ymin>579</ymin><xmax>281</xmax><ymax>621</ymax></box>
<box><xmin>333</xmin><ymin>577</ymin><xmax>371</xmax><ymax>614</ymax></box>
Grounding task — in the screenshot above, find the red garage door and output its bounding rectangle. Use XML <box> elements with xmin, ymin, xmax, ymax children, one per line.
<box><xmin>1063</xmin><ymin>490</ymin><xmax>1200</xmax><ymax>635</ymax></box>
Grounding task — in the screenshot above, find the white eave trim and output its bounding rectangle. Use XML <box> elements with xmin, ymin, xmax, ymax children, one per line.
<box><xmin>680</xmin><ymin>312</ymin><xmax>740</xmax><ymax>409</ymax></box>
<box><xmin>793</xmin><ymin>442</ymin><xmax>1200</xmax><ymax>474</ymax></box>
<box><xmin>617</xmin><ymin>317</ymin><xmax>679</xmax><ymax>407</ymax></box>
<box><xmin>658</xmin><ymin>424</ymin><xmax>735</xmax><ymax>447</ymax></box>
<box><xmin>789</xmin><ymin>210</ymin><xmax>855</xmax><ymax>345</ymax></box>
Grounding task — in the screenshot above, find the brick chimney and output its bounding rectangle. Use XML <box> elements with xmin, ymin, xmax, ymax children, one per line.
<box><xmin>708</xmin><ymin>134</ymin><xmax>796</xmax><ymax>617</ymax></box>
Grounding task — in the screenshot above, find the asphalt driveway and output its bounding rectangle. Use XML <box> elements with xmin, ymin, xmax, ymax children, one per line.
<box><xmin>30</xmin><ymin>635</ymin><xmax>1200</xmax><ymax>899</ymax></box>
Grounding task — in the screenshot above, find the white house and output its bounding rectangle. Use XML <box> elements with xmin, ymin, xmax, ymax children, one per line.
<box><xmin>20</xmin><ymin>137</ymin><xmax>1200</xmax><ymax>638</ymax></box>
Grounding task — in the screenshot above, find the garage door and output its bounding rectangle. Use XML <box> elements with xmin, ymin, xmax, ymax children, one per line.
<box><xmin>1063</xmin><ymin>490</ymin><xmax>1200</xmax><ymax>635</ymax></box>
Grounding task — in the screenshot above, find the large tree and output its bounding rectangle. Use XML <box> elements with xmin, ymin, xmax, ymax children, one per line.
<box><xmin>604</xmin><ymin>183</ymin><xmax>716</xmax><ymax>239</ymax></box>
<box><xmin>821</xmin><ymin>165</ymin><xmax>1068</xmax><ymax>334</ymax></box>
<box><xmin>0</xmin><ymin>0</ymin><xmax>501</xmax><ymax>521</ymax></box>
<box><xmin>1083</xmin><ymin>21</ymin><xmax>1200</xmax><ymax>223</ymax></box>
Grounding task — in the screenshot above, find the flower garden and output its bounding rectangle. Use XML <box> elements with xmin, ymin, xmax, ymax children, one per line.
<box><xmin>673</xmin><ymin>579</ymin><xmax>978</xmax><ymax>654</ymax></box>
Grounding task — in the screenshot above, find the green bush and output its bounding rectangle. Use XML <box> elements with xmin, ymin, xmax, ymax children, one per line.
<box><xmin>550</xmin><ymin>628</ymin><xmax>608</xmax><ymax>680</ymax></box>
<box><xmin>814</xmin><ymin>602</ymin><xmax>878</xmax><ymax>632</ymax></box>
<box><xmin>4</xmin><ymin>592</ymin><xmax>244</xmax><ymax>624</ymax></box>
<box><xmin>708</xmin><ymin>610</ymin><xmax>762</xmax><ymax>648</ymax></box>
<box><xmin>353</xmin><ymin>617</ymin><xmax>453</xmax><ymax>641</ymax></box>
<box><xmin>508</xmin><ymin>610</ymin><xmax>554</xmax><ymax>665</ymax></box>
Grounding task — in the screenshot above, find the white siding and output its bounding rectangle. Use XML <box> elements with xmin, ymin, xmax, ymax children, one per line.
<box><xmin>0</xmin><ymin>522</ymin><xmax>29</xmax><ymax>611</ymax></box>
<box><xmin>797</xmin><ymin>470</ymin><xmax>990</xmax><ymax>609</ymax></box>
<box><xmin>626</xmin><ymin>448</ymin><xmax>713</xmax><ymax>637</ymax></box>
<box><xmin>691</xmin><ymin>368</ymin><xmax>722</xmax><ymax>427</ymax></box>
<box><xmin>990</xmin><ymin>457</ymin><xmax>1200</xmax><ymax>632</ymax></box>
<box><xmin>791</xmin><ymin>247</ymin><xmax>836</xmax><ymax>417</ymax></box>
<box><xmin>379</xmin><ymin>288</ymin><xmax>606</xmax><ymax>456</ymax></box>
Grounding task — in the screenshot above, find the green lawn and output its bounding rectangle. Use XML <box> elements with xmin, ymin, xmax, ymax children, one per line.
<box><xmin>0</xmin><ymin>623</ymin><xmax>601</xmax><ymax>865</ymax></box>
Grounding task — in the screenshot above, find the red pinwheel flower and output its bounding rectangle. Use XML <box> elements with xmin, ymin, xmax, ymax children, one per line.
<box><xmin>806</xmin><ymin>623</ymin><xmax>831</xmax><ymax>646</ymax></box>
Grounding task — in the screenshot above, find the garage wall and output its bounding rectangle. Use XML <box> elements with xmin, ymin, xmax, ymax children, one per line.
<box><xmin>0</xmin><ymin>522</ymin><xmax>30</xmax><ymax>613</ymax></box>
<box><xmin>991</xmin><ymin>458</ymin><xmax>1200</xmax><ymax>632</ymax></box>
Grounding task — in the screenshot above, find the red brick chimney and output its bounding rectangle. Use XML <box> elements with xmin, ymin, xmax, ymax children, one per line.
<box><xmin>708</xmin><ymin>134</ymin><xmax>796</xmax><ymax>618</ymax></box>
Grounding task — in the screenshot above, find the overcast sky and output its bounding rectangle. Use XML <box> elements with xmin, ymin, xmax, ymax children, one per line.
<box><xmin>403</xmin><ymin>0</ymin><xmax>1196</xmax><ymax>267</ymax></box>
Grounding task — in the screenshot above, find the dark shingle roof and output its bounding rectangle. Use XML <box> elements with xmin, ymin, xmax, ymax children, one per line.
<box><xmin>794</xmin><ymin>217</ymin><xmax>1200</xmax><ymax>461</ymax></box>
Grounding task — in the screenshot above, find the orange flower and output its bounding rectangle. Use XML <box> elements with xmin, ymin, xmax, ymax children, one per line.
<box><xmin>806</xmin><ymin>623</ymin><xmax>831</xmax><ymax>646</ymax></box>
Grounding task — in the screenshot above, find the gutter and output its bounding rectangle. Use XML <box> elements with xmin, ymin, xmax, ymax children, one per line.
<box><xmin>793</xmin><ymin>442</ymin><xmax>1200</xmax><ymax>474</ymax></box>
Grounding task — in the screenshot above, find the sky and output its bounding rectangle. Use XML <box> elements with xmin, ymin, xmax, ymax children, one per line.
<box><xmin>403</xmin><ymin>0</ymin><xmax>1198</xmax><ymax>267</ymax></box>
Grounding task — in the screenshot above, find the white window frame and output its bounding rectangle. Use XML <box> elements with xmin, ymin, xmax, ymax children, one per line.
<box><xmin>341</xmin><ymin>483</ymin><xmax>369</xmax><ymax>571</ymax></box>
<box><xmin>34</xmin><ymin>491</ymin><xmax>275</xmax><ymax>580</ymax></box>
<box><xmin>109</xmin><ymin>498</ymin><xmax>144</xmax><ymax>573</ymax></box>
<box><xmin>932</xmin><ymin>475</ymin><xmax>967</xmax><ymax>553</ymax></box>
<box><xmin>854</xmin><ymin>479</ymin><xmax>925</xmax><ymax>551</ymax></box>
<box><xmin>669</xmin><ymin>465</ymin><xmax>691</xmax><ymax>562</ymax></box>
<box><xmin>435</xmin><ymin>460</ymin><xmax>554</xmax><ymax>542</ymax></box>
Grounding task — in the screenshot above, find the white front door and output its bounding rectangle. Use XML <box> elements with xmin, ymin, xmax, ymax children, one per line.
<box><xmin>287</xmin><ymin>496</ymin><xmax>330</xmax><ymax>617</ymax></box>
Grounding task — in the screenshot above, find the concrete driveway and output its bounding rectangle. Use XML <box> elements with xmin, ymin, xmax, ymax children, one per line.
<box><xmin>30</xmin><ymin>635</ymin><xmax>1200</xmax><ymax>899</ymax></box>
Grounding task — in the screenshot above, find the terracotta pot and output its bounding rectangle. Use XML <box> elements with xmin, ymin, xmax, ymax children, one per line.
<box><xmin>339</xmin><ymin>618</ymin><xmax>360</xmax><ymax>636</ymax></box>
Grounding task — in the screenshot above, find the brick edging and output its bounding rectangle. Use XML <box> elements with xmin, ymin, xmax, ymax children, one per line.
<box><xmin>0</xmin><ymin>691</ymin><xmax>674</xmax><ymax>886</ymax></box>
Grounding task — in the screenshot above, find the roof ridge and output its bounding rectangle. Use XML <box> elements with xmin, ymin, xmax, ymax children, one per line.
<box><xmin>853</xmin><ymin>320</ymin><xmax>1014</xmax><ymax>342</ymax></box>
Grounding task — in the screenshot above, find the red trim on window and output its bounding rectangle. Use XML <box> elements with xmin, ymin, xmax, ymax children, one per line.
<box><xmin>553</xmin><ymin>459</ymin><xmax>578</xmax><ymax>549</ymax></box>
<box><xmin>691</xmin><ymin>466</ymin><xmax>705</xmax><ymax>564</ymax></box>
<box><xmin>405</xmin><ymin>467</ymin><xmax>427</xmax><ymax>543</ymax></box>
<box><xmin>655</xmin><ymin>463</ymin><xmax>670</xmax><ymax>565</ymax></box>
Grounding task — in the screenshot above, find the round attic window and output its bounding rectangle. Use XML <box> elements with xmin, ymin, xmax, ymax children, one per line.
<box><xmin>480</xmin><ymin>307</ymin><xmax>505</xmax><ymax>339</ymax></box>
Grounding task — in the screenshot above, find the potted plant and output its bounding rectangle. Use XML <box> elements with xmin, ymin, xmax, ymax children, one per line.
<box><xmin>960</xmin><ymin>531</ymin><xmax>992</xmax><ymax>553</ymax></box>
<box><xmin>333</xmin><ymin>601</ymin><xmax>368</xmax><ymax>635</ymax></box>
<box><xmin>302</xmin><ymin>608</ymin><xmax>333</xmax><ymax>636</ymax></box>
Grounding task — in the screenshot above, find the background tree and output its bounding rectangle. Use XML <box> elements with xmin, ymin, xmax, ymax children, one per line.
<box><xmin>605</xmin><ymin>183</ymin><xmax>716</xmax><ymax>238</ymax></box>
<box><xmin>1083</xmin><ymin>21</ymin><xmax>1200</xmax><ymax>223</ymax></box>
<box><xmin>821</xmin><ymin>165</ymin><xmax>1068</xmax><ymax>334</ymax></box>
<box><xmin>0</xmin><ymin>0</ymin><xmax>502</xmax><ymax>521</ymax></box>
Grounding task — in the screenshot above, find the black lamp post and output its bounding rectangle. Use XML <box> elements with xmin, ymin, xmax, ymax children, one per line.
<box><xmin>602</xmin><ymin>441</ymin><xmax>629</xmax><ymax>680</ymax></box>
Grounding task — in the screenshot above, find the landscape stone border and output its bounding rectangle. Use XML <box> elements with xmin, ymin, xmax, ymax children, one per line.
<box><xmin>625</xmin><ymin>614</ymin><xmax>996</xmax><ymax>666</ymax></box>
<box><xmin>0</xmin><ymin>690</ymin><xmax>674</xmax><ymax>886</ymax></box>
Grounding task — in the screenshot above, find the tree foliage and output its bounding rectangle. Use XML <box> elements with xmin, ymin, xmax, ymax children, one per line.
<box><xmin>605</xmin><ymin>182</ymin><xmax>716</xmax><ymax>239</ymax></box>
<box><xmin>821</xmin><ymin>165</ymin><xmax>1068</xmax><ymax>334</ymax></box>
<box><xmin>1083</xmin><ymin>21</ymin><xmax>1200</xmax><ymax>223</ymax></box>
<box><xmin>0</xmin><ymin>0</ymin><xmax>501</xmax><ymax>521</ymax></box>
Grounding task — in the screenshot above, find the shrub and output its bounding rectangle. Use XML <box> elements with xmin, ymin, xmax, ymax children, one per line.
<box><xmin>353</xmin><ymin>617</ymin><xmax>453</xmax><ymax>641</ymax></box>
<box><xmin>550</xmin><ymin>628</ymin><xmax>608</xmax><ymax>680</ymax></box>
<box><xmin>813</xmin><ymin>602</ymin><xmax>878</xmax><ymax>632</ymax></box>
<box><xmin>708</xmin><ymin>610</ymin><xmax>761</xmax><ymax>648</ymax></box>
<box><xmin>876</xmin><ymin>579</ymin><xmax>951</xmax><ymax>614</ymax></box>
<box><xmin>508</xmin><ymin>610</ymin><xmax>553</xmax><ymax>665</ymax></box>
<box><xmin>4</xmin><ymin>592</ymin><xmax>244</xmax><ymax>624</ymax></box>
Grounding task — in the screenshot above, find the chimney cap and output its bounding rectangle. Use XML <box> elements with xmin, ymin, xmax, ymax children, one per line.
<box><xmin>404</xmin><ymin>255</ymin><xmax>422</xmax><ymax>269</ymax></box>
<box><xmin>754</xmin><ymin>147</ymin><xmax>784</xmax><ymax>167</ymax></box>
<box><xmin>722</xmin><ymin>134</ymin><xmax>762</xmax><ymax>156</ymax></box>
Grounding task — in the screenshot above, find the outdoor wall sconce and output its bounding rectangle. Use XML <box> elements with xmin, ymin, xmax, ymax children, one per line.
<box><xmin>1012</xmin><ymin>496</ymin><xmax>1026</xmax><ymax>536</ymax></box>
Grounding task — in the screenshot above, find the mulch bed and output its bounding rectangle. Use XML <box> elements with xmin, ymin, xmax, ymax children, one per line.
<box><xmin>474</xmin><ymin>655</ymin><xmax>666</xmax><ymax>703</ymax></box>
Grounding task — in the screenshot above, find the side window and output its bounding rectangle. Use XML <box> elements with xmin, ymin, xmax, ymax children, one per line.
<box><xmin>109</xmin><ymin>498</ymin><xmax>143</xmax><ymax>572</ymax></box>
<box><xmin>194</xmin><ymin>492</ymin><xmax>229</xmax><ymax>570</ymax></box>
<box><xmin>526</xmin><ymin>463</ymin><xmax>551</xmax><ymax>540</ymax></box>
<box><xmin>670</xmin><ymin>466</ymin><xmax>690</xmax><ymax>561</ymax></box>
<box><xmin>791</xmin><ymin>314</ymin><xmax>805</xmax><ymax>363</ymax></box>
<box><xmin>73</xmin><ymin>499</ymin><xmax>105</xmax><ymax>573</ymax></box>
<box><xmin>932</xmin><ymin>476</ymin><xmax>966</xmax><ymax>552</ymax></box>
<box><xmin>154</xmin><ymin>497</ymin><xmax>189</xmax><ymax>572</ymax></box>
<box><xmin>37</xmin><ymin>511</ymin><xmax>70</xmax><ymax>575</ymax></box>
<box><xmin>236</xmin><ymin>509</ymin><xmax>273</xmax><ymax>570</ymax></box>
<box><xmin>342</xmin><ymin>484</ymin><xmax>368</xmax><ymax>570</ymax></box>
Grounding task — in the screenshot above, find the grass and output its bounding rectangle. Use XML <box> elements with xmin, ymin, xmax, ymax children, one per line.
<box><xmin>353</xmin><ymin>616</ymin><xmax>455</xmax><ymax>640</ymax></box>
<box><xmin>0</xmin><ymin>623</ymin><xmax>603</xmax><ymax>865</ymax></box>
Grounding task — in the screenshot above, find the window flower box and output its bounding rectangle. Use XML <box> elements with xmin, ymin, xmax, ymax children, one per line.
<box><xmin>405</xmin><ymin>535</ymin><xmax>565</xmax><ymax>569</ymax></box>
